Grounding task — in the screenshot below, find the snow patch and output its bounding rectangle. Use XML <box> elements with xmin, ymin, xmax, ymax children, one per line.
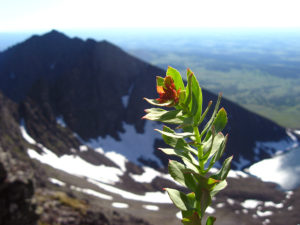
<box><xmin>216</xmin><ymin>203</ymin><xmax>225</xmax><ymax>208</ymax></box>
<box><xmin>70</xmin><ymin>185</ymin><xmax>113</xmax><ymax>200</ymax></box>
<box><xmin>264</xmin><ymin>201</ymin><xmax>284</xmax><ymax>208</ymax></box>
<box><xmin>242</xmin><ymin>209</ymin><xmax>248</xmax><ymax>214</ymax></box>
<box><xmin>105</xmin><ymin>151</ymin><xmax>128</xmax><ymax>172</ymax></box>
<box><xmin>112</xmin><ymin>202</ymin><xmax>129</xmax><ymax>208</ymax></box>
<box><xmin>91</xmin><ymin>148</ymin><xmax>128</xmax><ymax>172</ymax></box>
<box><xmin>86</xmin><ymin>121</ymin><xmax>162</xmax><ymax>166</ymax></box>
<box><xmin>256</xmin><ymin>210</ymin><xmax>273</xmax><ymax>217</ymax></box>
<box><xmin>254</xmin><ymin>131</ymin><xmax>297</xmax><ymax>157</ymax></box>
<box><xmin>210</xmin><ymin>167</ymin><xmax>249</xmax><ymax>179</ymax></box>
<box><xmin>94</xmin><ymin>148</ymin><xmax>104</xmax><ymax>154</ymax></box>
<box><xmin>206</xmin><ymin>206</ymin><xmax>215</xmax><ymax>214</ymax></box>
<box><xmin>176</xmin><ymin>211</ymin><xmax>182</xmax><ymax>219</ymax></box>
<box><xmin>142</xmin><ymin>205</ymin><xmax>159</xmax><ymax>211</ymax></box>
<box><xmin>226</xmin><ymin>198</ymin><xmax>235</xmax><ymax>205</ymax></box>
<box><xmin>130</xmin><ymin>166</ymin><xmax>172</xmax><ymax>183</ymax></box>
<box><xmin>56</xmin><ymin>116</ymin><xmax>66</xmax><ymax>128</ymax></box>
<box><xmin>122</xmin><ymin>95</ymin><xmax>130</xmax><ymax>108</ymax></box>
<box><xmin>48</xmin><ymin>178</ymin><xmax>66</xmax><ymax>186</ymax></box>
<box><xmin>285</xmin><ymin>191</ymin><xmax>293</xmax><ymax>199</ymax></box>
<box><xmin>27</xmin><ymin>148</ymin><xmax>123</xmax><ymax>184</ymax></box>
<box><xmin>88</xmin><ymin>178</ymin><xmax>172</xmax><ymax>204</ymax></box>
<box><xmin>248</xmin><ymin>146</ymin><xmax>300</xmax><ymax>190</ymax></box>
<box><xmin>79</xmin><ymin>145</ymin><xmax>88</xmax><ymax>152</ymax></box>
<box><xmin>262</xmin><ymin>218</ymin><xmax>271</xmax><ymax>225</ymax></box>
<box><xmin>209</xmin><ymin>168</ymin><xmax>218</xmax><ymax>173</ymax></box>
<box><xmin>241</xmin><ymin>199</ymin><xmax>262</xmax><ymax>209</ymax></box>
<box><xmin>287</xmin><ymin>130</ymin><xmax>297</xmax><ymax>142</ymax></box>
<box><xmin>20</xmin><ymin>119</ymin><xmax>36</xmax><ymax>145</ymax></box>
<box><xmin>121</xmin><ymin>85</ymin><xmax>133</xmax><ymax>108</ymax></box>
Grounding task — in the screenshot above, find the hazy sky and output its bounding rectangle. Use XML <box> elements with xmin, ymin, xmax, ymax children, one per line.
<box><xmin>1</xmin><ymin>0</ymin><xmax>300</xmax><ymax>32</ymax></box>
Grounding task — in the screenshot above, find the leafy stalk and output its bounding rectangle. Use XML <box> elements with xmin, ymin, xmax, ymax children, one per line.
<box><xmin>143</xmin><ymin>67</ymin><xmax>232</xmax><ymax>225</ymax></box>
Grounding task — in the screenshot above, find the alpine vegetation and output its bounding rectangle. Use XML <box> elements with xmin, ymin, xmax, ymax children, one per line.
<box><xmin>143</xmin><ymin>67</ymin><xmax>232</xmax><ymax>225</ymax></box>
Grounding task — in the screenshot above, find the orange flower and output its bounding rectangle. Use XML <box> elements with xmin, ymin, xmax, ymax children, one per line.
<box><xmin>156</xmin><ymin>76</ymin><xmax>180</xmax><ymax>106</ymax></box>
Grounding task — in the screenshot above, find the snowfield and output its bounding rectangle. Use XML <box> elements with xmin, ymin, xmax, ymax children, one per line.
<box><xmin>86</xmin><ymin>121</ymin><xmax>162</xmax><ymax>167</ymax></box>
<box><xmin>248</xmin><ymin>146</ymin><xmax>300</xmax><ymax>190</ymax></box>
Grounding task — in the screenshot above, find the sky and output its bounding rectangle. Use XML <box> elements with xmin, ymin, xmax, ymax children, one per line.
<box><xmin>0</xmin><ymin>0</ymin><xmax>300</xmax><ymax>32</ymax></box>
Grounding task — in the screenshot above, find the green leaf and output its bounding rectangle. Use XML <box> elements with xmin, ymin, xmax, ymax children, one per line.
<box><xmin>187</xmin><ymin>173</ymin><xmax>220</xmax><ymax>193</ymax></box>
<box><xmin>159</xmin><ymin>147</ymin><xmax>183</xmax><ymax>157</ymax></box>
<box><xmin>165</xmin><ymin>188</ymin><xmax>195</xmax><ymax>211</ymax></box>
<box><xmin>192</xmin><ymin>186</ymin><xmax>212</xmax><ymax>218</ymax></box>
<box><xmin>204</xmin><ymin>135</ymin><xmax>228</xmax><ymax>173</ymax></box>
<box><xmin>184</xmin><ymin>71</ymin><xmax>193</xmax><ymax>107</ymax></box>
<box><xmin>206</xmin><ymin>216</ymin><xmax>216</xmax><ymax>225</ymax></box>
<box><xmin>156</xmin><ymin>76</ymin><xmax>164</xmax><ymax>87</ymax></box>
<box><xmin>179</xmin><ymin>90</ymin><xmax>186</xmax><ymax>105</ymax></box>
<box><xmin>143</xmin><ymin>108</ymin><xmax>184</xmax><ymax>124</ymax></box>
<box><xmin>202</xmin><ymin>132</ymin><xmax>225</xmax><ymax>162</ymax></box>
<box><xmin>177</xmin><ymin>116</ymin><xmax>194</xmax><ymax>130</ymax></box>
<box><xmin>200</xmin><ymin>93</ymin><xmax>222</xmax><ymax>140</ymax></box>
<box><xmin>210</xmin><ymin>180</ymin><xmax>227</xmax><ymax>197</ymax></box>
<box><xmin>155</xmin><ymin>128</ymin><xmax>194</xmax><ymax>139</ymax></box>
<box><xmin>213</xmin><ymin>108</ymin><xmax>227</xmax><ymax>133</ymax></box>
<box><xmin>181</xmin><ymin>210</ymin><xmax>193</xmax><ymax>221</ymax></box>
<box><xmin>186</xmin><ymin>68</ymin><xmax>193</xmax><ymax>77</ymax></box>
<box><xmin>201</xmin><ymin>128</ymin><xmax>215</xmax><ymax>161</ymax></box>
<box><xmin>182</xmin><ymin>125</ymin><xmax>194</xmax><ymax>134</ymax></box>
<box><xmin>184</xmin><ymin>70</ymin><xmax>203</xmax><ymax>126</ymax></box>
<box><xmin>198</xmin><ymin>101</ymin><xmax>212</xmax><ymax>125</ymax></box>
<box><xmin>160</xmin><ymin>125</ymin><xmax>182</xmax><ymax>147</ymax></box>
<box><xmin>211</xmin><ymin>134</ymin><xmax>228</xmax><ymax>163</ymax></box>
<box><xmin>168</xmin><ymin>160</ymin><xmax>197</xmax><ymax>191</ymax></box>
<box><xmin>182</xmin><ymin>212</ymin><xmax>202</xmax><ymax>225</ymax></box>
<box><xmin>166</xmin><ymin>66</ymin><xmax>185</xmax><ymax>91</ymax></box>
<box><xmin>211</xmin><ymin>156</ymin><xmax>233</xmax><ymax>181</ymax></box>
<box><xmin>190</xmin><ymin>74</ymin><xmax>203</xmax><ymax>126</ymax></box>
<box><xmin>182</xmin><ymin>193</ymin><xmax>198</xmax><ymax>221</ymax></box>
<box><xmin>182</xmin><ymin>158</ymin><xmax>200</xmax><ymax>174</ymax></box>
<box><xmin>159</xmin><ymin>126</ymin><xmax>198</xmax><ymax>156</ymax></box>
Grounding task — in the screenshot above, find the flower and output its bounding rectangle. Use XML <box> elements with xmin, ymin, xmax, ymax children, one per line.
<box><xmin>156</xmin><ymin>76</ymin><xmax>180</xmax><ymax>106</ymax></box>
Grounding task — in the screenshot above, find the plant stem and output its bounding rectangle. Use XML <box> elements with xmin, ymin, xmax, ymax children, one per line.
<box><xmin>194</xmin><ymin>126</ymin><xmax>204</xmax><ymax>171</ymax></box>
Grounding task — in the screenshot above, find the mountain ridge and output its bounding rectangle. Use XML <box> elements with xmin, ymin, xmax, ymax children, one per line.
<box><xmin>0</xmin><ymin>30</ymin><xmax>295</xmax><ymax>169</ymax></box>
<box><xmin>0</xmin><ymin>30</ymin><xmax>299</xmax><ymax>225</ymax></box>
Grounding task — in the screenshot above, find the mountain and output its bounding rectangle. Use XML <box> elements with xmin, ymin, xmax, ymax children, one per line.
<box><xmin>0</xmin><ymin>30</ymin><xmax>296</xmax><ymax>169</ymax></box>
<box><xmin>1</xmin><ymin>93</ymin><xmax>299</xmax><ymax>224</ymax></box>
<box><xmin>0</xmin><ymin>30</ymin><xmax>300</xmax><ymax>225</ymax></box>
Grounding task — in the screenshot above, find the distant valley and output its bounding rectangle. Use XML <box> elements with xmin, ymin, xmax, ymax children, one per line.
<box><xmin>121</xmin><ymin>29</ymin><xmax>300</xmax><ymax>129</ymax></box>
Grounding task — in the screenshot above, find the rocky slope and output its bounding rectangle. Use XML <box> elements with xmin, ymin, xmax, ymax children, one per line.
<box><xmin>0</xmin><ymin>91</ymin><xmax>153</xmax><ymax>225</ymax></box>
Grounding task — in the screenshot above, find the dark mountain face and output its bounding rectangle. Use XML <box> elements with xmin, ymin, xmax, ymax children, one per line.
<box><xmin>0</xmin><ymin>30</ymin><xmax>83</xmax><ymax>101</ymax></box>
<box><xmin>0</xmin><ymin>30</ymin><xmax>293</xmax><ymax>169</ymax></box>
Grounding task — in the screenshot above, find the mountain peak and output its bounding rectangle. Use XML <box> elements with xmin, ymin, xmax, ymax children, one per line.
<box><xmin>41</xmin><ymin>29</ymin><xmax>69</xmax><ymax>41</ymax></box>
